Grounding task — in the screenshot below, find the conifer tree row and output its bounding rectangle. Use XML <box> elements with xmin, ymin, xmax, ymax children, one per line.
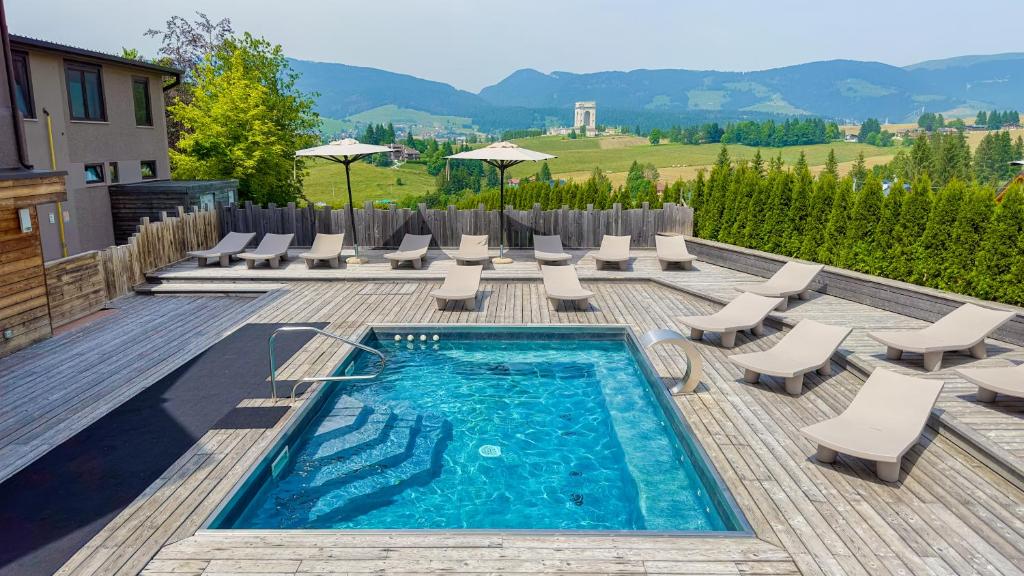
<box><xmin>689</xmin><ymin>147</ymin><xmax>1024</xmax><ymax>306</ymax></box>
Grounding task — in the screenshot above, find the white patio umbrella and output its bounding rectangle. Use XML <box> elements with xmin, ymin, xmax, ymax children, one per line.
<box><xmin>446</xmin><ymin>141</ymin><xmax>555</xmax><ymax>263</ymax></box>
<box><xmin>296</xmin><ymin>138</ymin><xmax>393</xmax><ymax>264</ymax></box>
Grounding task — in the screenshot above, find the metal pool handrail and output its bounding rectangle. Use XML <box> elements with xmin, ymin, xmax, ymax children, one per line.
<box><xmin>268</xmin><ymin>326</ymin><xmax>386</xmax><ymax>400</ymax></box>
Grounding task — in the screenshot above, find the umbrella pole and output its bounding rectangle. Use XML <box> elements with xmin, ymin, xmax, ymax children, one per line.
<box><xmin>344</xmin><ymin>160</ymin><xmax>366</xmax><ymax>264</ymax></box>
<box><xmin>494</xmin><ymin>163</ymin><xmax>512</xmax><ymax>264</ymax></box>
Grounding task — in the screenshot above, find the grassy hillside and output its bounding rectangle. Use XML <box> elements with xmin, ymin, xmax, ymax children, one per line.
<box><xmin>299</xmin><ymin>128</ymin><xmax>1022</xmax><ymax>206</ymax></box>
<box><xmin>301</xmin><ymin>159</ymin><xmax>435</xmax><ymax>207</ymax></box>
<box><xmin>504</xmin><ymin>135</ymin><xmax>897</xmax><ymax>186</ymax></box>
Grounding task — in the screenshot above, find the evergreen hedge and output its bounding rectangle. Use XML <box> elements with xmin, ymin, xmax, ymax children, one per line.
<box><xmin>691</xmin><ymin>149</ymin><xmax>1024</xmax><ymax>307</ymax></box>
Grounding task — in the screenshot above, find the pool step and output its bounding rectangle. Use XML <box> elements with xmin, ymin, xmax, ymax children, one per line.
<box><xmin>306</xmin><ymin>413</ymin><xmax>451</xmax><ymax>525</ymax></box>
<box><xmin>309</xmin><ymin>407</ymin><xmax>395</xmax><ymax>462</ymax></box>
<box><xmin>308</xmin><ymin>413</ymin><xmax>418</xmax><ymax>486</ymax></box>
<box><xmin>310</xmin><ymin>397</ymin><xmax>368</xmax><ymax>438</ymax></box>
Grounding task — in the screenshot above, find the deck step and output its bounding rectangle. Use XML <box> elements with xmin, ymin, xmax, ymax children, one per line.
<box><xmin>307</xmin><ymin>414</ymin><xmax>451</xmax><ymax>525</ymax></box>
<box><xmin>135</xmin><ymin>282</ymin><xmax>285</xmax><ymax>295</ymax></box>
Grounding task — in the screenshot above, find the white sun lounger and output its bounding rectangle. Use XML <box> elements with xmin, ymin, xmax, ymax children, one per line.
<box><xmin>384</xmin><ymin>234</ymin><xmax>432</xmax><ymax>269</ymax></box>
<box><xmin>188</xmin><ymin>231</ymin><xmax>255</xmax><ymax>267</ymax></box>
<box><xmin>542</xmin><ymin>264</ymin><xmax>594</xmax><ymax>310</ymax></box>
<box><xmin>431</xmin><ymin>264</ymin><xmax>482</xmax><ymax>310</ymax></box>
<box><xmin>534</xmin><ymin>235</ymin><xmax>572</xmax><ymax>266</ymax></box>
<box><xmin>299</xmin><ymin>233</ymin><xmax>345</xmax><ymax>269</ymax></box>
<box><xmin>237</xmin><ymin>233</ymin><xmax>294</xmax><ymax>269</ymax></box>
<box><xmin>801</xmin><ymin>368</ymin><xmax>943</xmax><ymax>482</ymax></box>
<box><xmin>869</xmin><ymin>303</ymin><xmax>1016</xmax><ymax>372</ymax></box>
<box><xmin>742</xmin><ymin>261</ymin><xmax>824</xmax><ymax>310</ymax></box>
<box><xmin>956</xmin><ymin>363</ymin><xmax>1024</xmax><ymax>402</ymax></box>
<box><xmin>730</xmin><ymin>319</ymin><xmax>852</xmax><ymax>395</ymax></box>
<box><xmin>594</xmin><ymin>235</ymin><xmax>631</xmax><ymax>270</ymax></box>
<box><xmin>677</xmin><ymin>293</ymin><xmax>783</xmax><ymax>348</ymax></box>
<box><xmin>655</xmin><ymin>235</ymin><xmax>697</xmax><ymax>270</ymax></box>
<box><xmin>453</xmin><ymin>234</ymin><xmax>490</xmax><ymax>265</ymax></box>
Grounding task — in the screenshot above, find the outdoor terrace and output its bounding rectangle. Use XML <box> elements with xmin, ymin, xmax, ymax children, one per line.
<box><xmin>1</xmin><ymin>248</ymin><xmax>1023</xmax><ymax>576</ymax></box>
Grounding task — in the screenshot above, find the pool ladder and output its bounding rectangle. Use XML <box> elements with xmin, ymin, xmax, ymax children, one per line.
<box><xmin>268</xmin><ymin>326</ymin><xmax>387</xmax><ymax>400</ymax></box>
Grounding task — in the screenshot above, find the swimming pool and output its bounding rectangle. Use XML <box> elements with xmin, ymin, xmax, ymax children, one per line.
<box><xmin>209</xmin><ymin>325</ymin><xmax>748</xmax><ymax>533</ymax></box>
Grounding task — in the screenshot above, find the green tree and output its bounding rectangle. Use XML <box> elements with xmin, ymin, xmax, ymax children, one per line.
<box><xmin>761</xmin><ymin>170</ymin><xmax>793</xmax><ymax>252</ymax></box>
<box><xmin>838</xmin><ymin>174</ymin><xmax>885</xmax><ymax>272</ymax></box>
<box><xmin>888</xmin><ymin>174</ymin><xmax>933</xmax><ymax>280</ymax></box>
<box><xmin>858</xmin><ymin>118</ymin><xmax>882</xmax><ymax>142</ymax></box>
<box><xmin>971</xmin><ymin>184</ymin><xmax>1024</xmax><ymax>303</ymax></box>
<box><xmin>849</xmin><ymin>152</ymin><xmax>868</xmax><ymax>190</ymax></box>
<box><xmin>823</xmin><ymin>148</ymin><xmax>838</xmax><ymax>179</ymax></box>
<box><xmin>976</xmin><ymin>110</ymin><xmax>988</xmax><ymax>126</ymax></box>
<box><xmin>912</xmin><ymin>180</ymin><xmax>966</xmax><ymax>286</ymax></box>
<box><xmin>798</xmin><ymin>172</ymin><xmax>836</xmax><ymax>261</ymax></box>
<box><xmin>908</xmin><ymin>135</ymin><xmax>933</xmax><ymax>181</ymax></box>
<box><xmin>699</xmin><ymin>146</ymin><xmax>732</xmax><ymax>238</ymax></box>
<box><xmin>537</xmin><ymin>162</ymin><xmax>553</xmax><ymax>182</ymax></box>
<box><xmin>169</xmin><ymin>32</ymin><xmax>319</xmax><ymax>205</ymax></box>
<box><xmin>932</xmin><ymin>131</ymin><xmax>972</xmax><ymax>186</ymax></box>
<box><xmin>485</xmin><ymin>164</ymin><xmax>500</xmax><ymax>188</ymax></box>
<box><xmin>648</xmin><ymin>128</ymin><xmax>662</xmax><ymax>145</ymax></box>
<box><xmin>940</xmin><ymin>184</ymin><xmax>993</xmax><ymax>293</ymax></box>
<box><xmin>819</xmin><ymin>178</ymin><xmax>853</xmax><ymax>264</ymax></box>
<box><xmin>785</xmin><ymin>153</ymin><xmax>813</xmax><ymax>255</ymax></box>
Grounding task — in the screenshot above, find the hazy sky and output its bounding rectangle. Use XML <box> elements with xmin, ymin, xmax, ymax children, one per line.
<box><xmin>8</xmin><ymin>0</ymin><xmax>1023</xmax><ymax>92</ymax></box>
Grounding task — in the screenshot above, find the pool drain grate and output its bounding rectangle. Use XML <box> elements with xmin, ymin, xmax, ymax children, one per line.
<box><xmin>478</xmin><ymin>444</ymin><xmax>502</xmax><ymax>458</ymax></box>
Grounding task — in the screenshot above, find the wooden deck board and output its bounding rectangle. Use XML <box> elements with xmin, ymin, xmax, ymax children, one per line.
<box><xmin>2</xmin><ymin>255</ymin><xmax>1023</xmax><ymax>575</ymax></box>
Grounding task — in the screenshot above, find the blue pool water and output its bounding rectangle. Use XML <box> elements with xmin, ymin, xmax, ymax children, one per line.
<box><xmin>215</xmin><ymin>328</ymin><xmax>742</xmax><ymax>532</ymax></box>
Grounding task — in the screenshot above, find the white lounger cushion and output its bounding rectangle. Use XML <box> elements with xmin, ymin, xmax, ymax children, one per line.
<box><xmin>534</xmin><ymin>235</ymin><xmax>571</xmax><ymax>264</ymax></box>
<box><xmin>730</xmin><ymin>319</ymin><xmax>851</xmax><ymax>378</ymax></box>
<box><xmin>594</xmin><ymin>235</ymin><xmax>631</xmax><ymax>262</ymax></box>
<box><xmin>299</xmin><ymin>233</ymin><xmax>344</xmax><ymax>266</ymax></box>
<box><xmin>801</xmin><ymin>368</ymin><xmax>943</xmax><ymax>482</ymax></box>
<box><xmin>956</xmin><ymin>364</ymin><xmax>1024</xmax><ymax>402</ymax></box>
<box><xmin>432</xmin><ymin>265</ymin><xmax>482</xmax><ymax>309</ymax></box>
<box><xmin>188</xmin><ymin>231</ymin><xmax>255</xmax><ymax>265</ymax></box>
<box><xmin>679</xmin><ymin>293</ymin><xmax>783</xmax><ymax>333</ymax></box>
<box><xmin>454</xmin><ymin>235</ymin><xmax>490</xmax><ymax>263</ymax></box>
<box><xmin>237</xmin><ymin>234</ymin><xmax>294</xmax><ymax>268</ymax></box>
<box><xmin>743</xmin><ymin>261</ymin><xmax>823</xmax><ymax>298</ymax></box>
<box><xmin>729</xmin><ymin>319</ymin><xmax>851</xmax><ymax>394</ymax></box>
<box><xmin>542</xmin><ymin>265</ymin><xmax>594</xmax><ymax>303</ymax></box>
<box><xmin>869</xmin><ymin>303</ymin><xmax>1015</xmax><ymax>355</ymax></box>
<box><xmin>655</xmin><ymin>235</ymin><xmax>697</xmax><ymax>266</ymax></box>
<box><xmin>384</xmin><ymin>234</ymin><xmax>432</xmax><ymax>267</ymax></box>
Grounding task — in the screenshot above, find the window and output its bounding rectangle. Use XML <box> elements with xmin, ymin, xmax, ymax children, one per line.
<box><xmin>108</xmin><ymin>162</ymin><xmax>119</xmax><ymax>183</ymax></box>
<box><xmin>132</xmin><ymin>77</ymin><xmax>152</xmax><ymax>126</ymax></box>
<box><xmin>84</xmin><ymin>163</ymin><xmax>104</xmax><ymax>184</ymax></box>
<box><xmin>140</xmin><ymin>160</ymin><xmax>157</xmax><ymax>179</ymax></box>
<box><xmin>65</xmin><ymin>61</ymin><xmax>106</xmax><ymax>121</ymax></box>
<box><xmin>12</xmin><ymin>51</ymin><xmax>35</xmax><ymax>119</ymax></box>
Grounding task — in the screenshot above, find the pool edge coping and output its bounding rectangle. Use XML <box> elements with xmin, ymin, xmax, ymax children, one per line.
<box><xmin>199</xmin><ymin>323</ymin><xmax>755</xmax><ymax>538</ymax></box>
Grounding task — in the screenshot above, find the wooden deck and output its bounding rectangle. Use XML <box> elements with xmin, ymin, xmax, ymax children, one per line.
<box><xmin>1</xmin><ymin>250</ymin><xmax>1022</xmax><ymax>575</ymax></box>
<box><xmin>151</xmin><ymin>248</ymin><xmax>1024</xmax><ymax>481</ymax></box>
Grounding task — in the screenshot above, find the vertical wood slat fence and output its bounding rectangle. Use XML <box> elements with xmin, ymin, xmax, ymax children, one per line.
<box><xmin>99</xmin><ymin>207</ymin><xmax>220</xmax><ymax>299</ymax></box>
<box><xmin>218</xmin><ymin>201</ymin><xmax>693</xmax><ymax>249</ymax></box>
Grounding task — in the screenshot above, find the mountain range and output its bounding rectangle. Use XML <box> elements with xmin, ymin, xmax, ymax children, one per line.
<box><xmin>289</xmin><ymin>52</ymin><xmax>1024</xmax><ymax>130</ymax></box>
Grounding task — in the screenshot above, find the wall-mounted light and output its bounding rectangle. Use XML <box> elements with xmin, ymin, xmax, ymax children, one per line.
<box><xmin>18</xmin><ymin>208</ymin><xmax>33</xmax><ymax>233</ymax></box>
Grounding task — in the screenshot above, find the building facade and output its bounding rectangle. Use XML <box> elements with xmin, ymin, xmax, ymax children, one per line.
<box><xmin>1</xmin><ymin>1</ymin><xmax>68</xmax><ymax>356</ymax></box>
<box><xmin>574</xmin><ymin>101</ymin><xmax>596</xmax><ymax>134</ymax></box>
<box><xmin>9</xmin><ymin>35</ymin><xmax>180</xmax><ymax>260</ymax></box>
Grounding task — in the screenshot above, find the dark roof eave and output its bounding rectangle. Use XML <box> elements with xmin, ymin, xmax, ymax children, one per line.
<box><xmin>9</xmin><ymin>34</ymin><xmax>182</xmax><ymax>82</ymax></box>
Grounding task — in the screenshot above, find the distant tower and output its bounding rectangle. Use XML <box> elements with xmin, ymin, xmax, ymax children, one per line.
<box><xmin>574</xmin><ymin>101</ymin><xmax>597</xmax><ymax>134</ymax></box>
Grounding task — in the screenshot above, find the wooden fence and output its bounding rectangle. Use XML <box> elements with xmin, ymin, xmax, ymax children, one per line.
<box><xmin>218</xmin><ymin>201</ymin><xmax>693</xmax><ymax>248</ymax></box>
<box><xmin>99</xmin><ymin>207</ymin><xmax>220</xmax><ymax>299</ymax></box>
<box><xmin>44</xmin><ymin>251</ymin><xmax>107</xmax><ymax>328</ymax></box>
